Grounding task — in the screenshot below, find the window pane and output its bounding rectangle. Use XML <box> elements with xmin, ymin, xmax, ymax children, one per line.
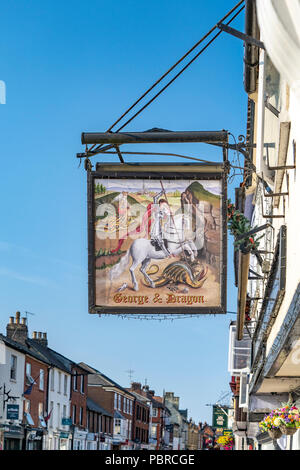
<box><xmin>39</xmin><ymin>370</ymin><xmax>44</xmax><ymax>390</ymax></box>
<box><xmin>10</xmin><ymin>355</ymin><xmax>17</xmax><ymax>380</ymax></box>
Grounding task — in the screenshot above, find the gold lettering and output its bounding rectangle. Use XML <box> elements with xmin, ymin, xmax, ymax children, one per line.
<box><xmin>153</xmin><ymin>293</ymin><xmax>163</xmax><ymax>304</ymax></box>
<box><xmin>113</xmin><ymin>294</ymin><xmax>149</xmax><ymax>305</ymax></box>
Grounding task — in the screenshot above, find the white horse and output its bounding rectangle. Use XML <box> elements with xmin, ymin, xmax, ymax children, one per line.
<box><xmin>110</xmin><ymin>213</ymin><xmax>203</xmax><ymax>291</ymax></box>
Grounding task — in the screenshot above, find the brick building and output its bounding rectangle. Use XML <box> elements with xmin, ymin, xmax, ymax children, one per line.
<box><xmin>28</xmin><ymin>332</ymin><xmax>89</xmax><ymax>450</ymax></box>
<box><xmin>23</xmin><ymin>348</ymin><xmax>50</xmax><ymax>450</ymax></box>
<box><xmin>148</xmin><ymin>393</ymin><xmax>165</xmax><ymax>450</ymax></box>
<box><xmin>0</xmin><ymin>313</ymin><xmax>52</xmax><ymax>450</ymax></box>
<box><xmin>187</xmin><ymin>419</ymin><xmax>199</xmax><ymax>450</ymax></box>
<box><xmin>126</xmin><ymin>383</ymin><xmax>150</xmax><ymax>449</ymax></box>
<box><xmin>86</xmin><ymin>397</ymin><xmax>113</xmax><ymax>450</ymax></box>
<box><xmin>79</xmin><ymin>362</ymin><xmax>134</xmax><ymax>450</ymax></box>
<box><xmin>70</xmin><ymin>363</ymin><xmax>88</xmax><ymax>449</ymax></box>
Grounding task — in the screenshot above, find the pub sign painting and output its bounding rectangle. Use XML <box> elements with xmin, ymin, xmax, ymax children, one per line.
<box><xmin>88</xmin><ymin>164</ymin><xmax>227</xmax><ymax>314</ymax></box>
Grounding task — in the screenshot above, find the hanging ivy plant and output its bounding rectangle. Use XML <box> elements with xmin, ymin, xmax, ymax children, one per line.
<box><xmin>227</xmin><ymin>199</ymin><xmax>263</xmax><ymax>254</ymax></box>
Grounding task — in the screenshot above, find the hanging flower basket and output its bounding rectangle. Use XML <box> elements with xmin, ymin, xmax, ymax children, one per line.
<box><xmin>277</xmin><ymin>404</ymin><xmax>300</xmax><ymax>435</ymax></box>
<box><xmin>259</xmin><ymin>410</ymin><xmax>282</xmax><ymax>436</ymax></box>
<box><xmin>268</xmin><ymin>428</ymin><xmax>282</xmax><ymax>439</ymax></box>
<box><xmin>260</xmin><ymin>404</ymin><xmax>300</xmax><ymax>437</ymax></box>
<box><xmin>216</xmin><ymin>435</ymin><xmax>234</xmax><ymax>450</ymax></box>
<box><xmin>279</xmin><ymin>424</ymin><xmax>298</xmax><ymax>436</ymax></box>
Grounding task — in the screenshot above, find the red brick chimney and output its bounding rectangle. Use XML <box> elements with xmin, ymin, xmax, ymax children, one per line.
<box><xmin>6</xmin><ymin>312</ymin><xmax>28</xmax><ymax>345</ymax></box>
<box><xmin>131</xmin><ymin>382</ymin><xmax>142</xmax><ymax>392</ymax></box>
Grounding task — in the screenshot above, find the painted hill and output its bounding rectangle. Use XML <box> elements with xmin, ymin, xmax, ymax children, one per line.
<box><xmin>186</xmin><ymin>181</ymin><xmax>220</xmax><ymax>205</ymax></box>
<box><xmin>94</xmin><ymin>192</ymin><xmax>144</xmax><ymax>207</ymax></box>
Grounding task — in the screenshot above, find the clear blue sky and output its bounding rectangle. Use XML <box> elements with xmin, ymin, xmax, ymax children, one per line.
<box><xmin>0</xmin><ymin>0</ymin><xmax>246</xmax><ymax>423</ymax></box>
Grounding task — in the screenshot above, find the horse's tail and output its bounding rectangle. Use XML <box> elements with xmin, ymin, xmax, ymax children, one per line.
<box><xmin>109</xmin><ymin>250</ymin><xmax>130</xmax><ymax>280</ymax></box>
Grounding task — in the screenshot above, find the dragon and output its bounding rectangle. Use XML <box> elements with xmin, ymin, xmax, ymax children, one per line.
<box><xmin>144</xmin><ymin>260</ymin><xmax>208</xmax><ymax>288</ymax></box>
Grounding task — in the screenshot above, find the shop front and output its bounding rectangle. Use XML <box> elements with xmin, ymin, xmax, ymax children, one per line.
<box><xmin>73</xmin><ymin>428</ymin><xmax>87</xmax><ymax>450</ymax></box>
<box><xmin>25</xmin><ymin>429</ymin><xmax>44</xmax><ymax>450</ymax></box>
<box><xmin>98</xmin><ymin>434</ymin><xmax>112</xmax><ymax>450</ymax></box>
<box><xmin>59</xmin><ymin>431</ymin><xmax>72</xmax><ymax>450</ymax></box>
<box><xmin>1</xmin><ymin>424</ymin><xmax>24</xmax><ymax>450</ymax></box>
<box><xmin>86</xmin><ymin>432</ymin><xmax>97</xmax><ymax>450</ymax></box>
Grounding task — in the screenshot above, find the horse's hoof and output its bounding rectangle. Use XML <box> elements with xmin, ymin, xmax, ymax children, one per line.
<box><xmin>150</xmin><ymin>282</ymin><xmax>155</xmax><ymax>289</ymax></box>
<box><xmin>133</xmin><ymin>285</ymin><xmax>139</xmax><ymax>291</ymax></box>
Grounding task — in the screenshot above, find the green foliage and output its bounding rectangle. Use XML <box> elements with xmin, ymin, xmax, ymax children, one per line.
<box><xmin>95</xmin><ymin>248</ymin><xmax>125</xmax><ymax>258</ymax></box>
<box><xmin>95</xmin><ymin>183</ymin><xmax>107</xmax><ymax>194</ymax></box>
<box><xmin>227</xmin><ymin>199</ymin><xmax>263</xmax><ymax>252</ymax></box>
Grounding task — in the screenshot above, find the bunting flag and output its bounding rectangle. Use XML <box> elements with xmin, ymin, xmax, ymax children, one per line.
<box><xmin>23</xmin><ymin>370</ymin><xmax>42</xmax><ymax>397</ymax></box>
<box><xmin>44</xmin><ymin>408</ymin><xmax>53</xmax><ymax>423</ymax></box>
<box><xmin>23</xmin><ymin>383</ymin><xmax>34</xmax><ymax>396</ymax></box>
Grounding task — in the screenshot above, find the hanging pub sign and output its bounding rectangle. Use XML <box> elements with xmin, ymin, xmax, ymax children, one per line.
<box><xmin>212</xmin><ymin>405</ymin><xmax>228</xmax><ymax>429</ymax></box>
<box><xmin>87</xmin><ymin>163</ymin><xmax>227</xmax><ymax>314</ymax></box>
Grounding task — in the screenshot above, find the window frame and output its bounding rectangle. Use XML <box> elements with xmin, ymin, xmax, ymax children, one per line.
<box><xmin>39</xmin><ymin>369</ymin><xmax>44</xmax><ymax>391</ymax></box>
<box><xmin>10</xmin><ymin>354</ymin><xmax>17</xmax><ymax>381</ymax></box>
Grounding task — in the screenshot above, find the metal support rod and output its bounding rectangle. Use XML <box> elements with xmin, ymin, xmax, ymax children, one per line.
<box><xmin>264</xmin><ymin>96</ymin><xmax>279</xmax><ymax>118</ymax></box>
<box><xmin>264</xmin><ymin>191</ymin><xmax>289</xmax><ymax>197</ymax></box>
<box><xmin>114</xmin><ymin>145</ymin><xmax>125</xmax><ymax>163</ymax></box>
<box><xmin>235</xmin><ymin>223</ymin><xmax>272</xmax><ymax>242</ymax></box>
<box><xmin>217</xmin><ymin>23</ymin><xmax>265</xmax><ymax>49</ymax></box>
<box><xmin>261</xmin><ymin>196</ymin><xmax>285</xmax><ymax>219</ymax></box>
<box><xmin>249</xmin><ymin>268</ymin><xmax>263</xmax><ymax>279</ymax></box>
<box><xmin>81</xmin><ymin>130</ymin><xmax>229</xmax><ymax>145</ymax></box>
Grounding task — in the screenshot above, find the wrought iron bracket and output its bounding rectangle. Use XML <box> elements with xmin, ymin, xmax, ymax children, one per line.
<box><xmin>248</xmin><ymin>268</ymin><xmax>264</xmax><ymax>280</ymax></box>
<box><xmin>264</xmin><ymin>96</ymin><xmax>280</xmax><ymax>118</ymax></box>
<box><xmin>261</xmin><ymin>195</ymin><xmax>285</xmax><ymax>219</ymax></box>
<box><xmin>217</xmin><ymin>23</ymin><xmax>265</xmax><ymax>49</ymax></box>
<box><xmin>265</xmin><ymin>134</ymin><xmax>295</xmax><ymax>171</ymax></box>
<box><xmin>235</xmin><ymin>223</ymin><xmax>273</xmax><ymax>242</ymax></box>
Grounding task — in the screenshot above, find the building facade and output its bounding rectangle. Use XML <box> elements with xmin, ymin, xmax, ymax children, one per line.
<box><xmin>228</xmin><ymin>0</ymin><xmax>300</xmax><ymax>451</ymax></box>
<box><xmin>79</xmin><ymin>362</ymin><xmax>134</xmax><ymax>450</ymax></box>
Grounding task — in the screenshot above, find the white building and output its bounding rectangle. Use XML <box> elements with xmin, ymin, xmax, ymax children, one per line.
<box><xmin>0</xmin><ymin>335</ymin><xmax>25</xmax><ymax>450</ymax></box>
<box><xmin>228</xmin><ymin>0</ymin><xmax>300</xmax><ymax>451</ymax></box>
<box><xmin>46</xmin><ymin>365</ymin><xmax>72</xmax><ymax>450</ymax></box>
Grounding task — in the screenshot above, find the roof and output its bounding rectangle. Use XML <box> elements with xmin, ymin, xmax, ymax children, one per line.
<box><xmin>79</xmin><ymin>363</ymin><xmax>112</xmax><ymax>386</ymax></box>
<box><xmin>179</xmin><ymin>409</ymin><xmax>188</xmax><ymax>420</ymax></box>
<box><xmin>0</xmin><ymin>334</ymin><xmax>87</xmax><ymax>375</ymax></box>
<box><xmin>79</xmin><ymin>362</ymin><xmax>135</xmax><ymax>398</ymax></box>
<box><xmin>86</xmin><ymin>397</ymin><xmax>112</xmax><ymax>417</ymax></box>
<box><xmin>114</xmin><ymin>410</ymin><xmax>126</xmax><ymax>420</ymax></box>
<box><xmin>125</xmin><ymin>389</ymin><xmax>149</xmax><ymax>405</ymax></box>
<box><xmin>26</xmin><ymin>339</ymin><xmax>71</xmax><ymax>374</ymax></box>
<box><xmin>0</xmin><ymin>334</ymin><xmax>51</xmax><ymax>366</ymax></box>
<box><xmin>151</xmin><ymin>398</ymin><xmax>164</xmax><ymax>409</ymax></box>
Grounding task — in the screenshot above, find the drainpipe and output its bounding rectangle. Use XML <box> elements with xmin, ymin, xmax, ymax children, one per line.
<box><xmin>256</xmin><ymin>48</ymin><xmax>266</xmax><ymax>176</ymax></box>
<box><xmin>45</xmin><ymin>366</ymin><xmax>51</xmax><ymax>450</ymax></box>
<box><xmin>244</xmin><ymin>0</ymin><xmax>260</xmax><ymax>94</ymax></box>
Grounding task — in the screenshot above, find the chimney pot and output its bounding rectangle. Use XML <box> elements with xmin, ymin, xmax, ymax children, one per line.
<box><xmin>32</xmin><ymin>331</ymin><xmax>48</xmax><ymax>347</ymax></box>
<box><xmin>21</xmin><ymin>318</ymin><xmax>26</xmax><ymax>325</ymax></box>
<box><xmin>15</xmin><ymin>312</ymin><xmax>20</xmax><ymax>324</ymax></box>
<box><xmin>9</xmin><ymin>317</ymin><xmax>14</xmax><ymax>324</ymax></box>
<box><xmin>131</xmin><ymin>382</ymin><xmax>142</xmax><ymax>391</ymax></box>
